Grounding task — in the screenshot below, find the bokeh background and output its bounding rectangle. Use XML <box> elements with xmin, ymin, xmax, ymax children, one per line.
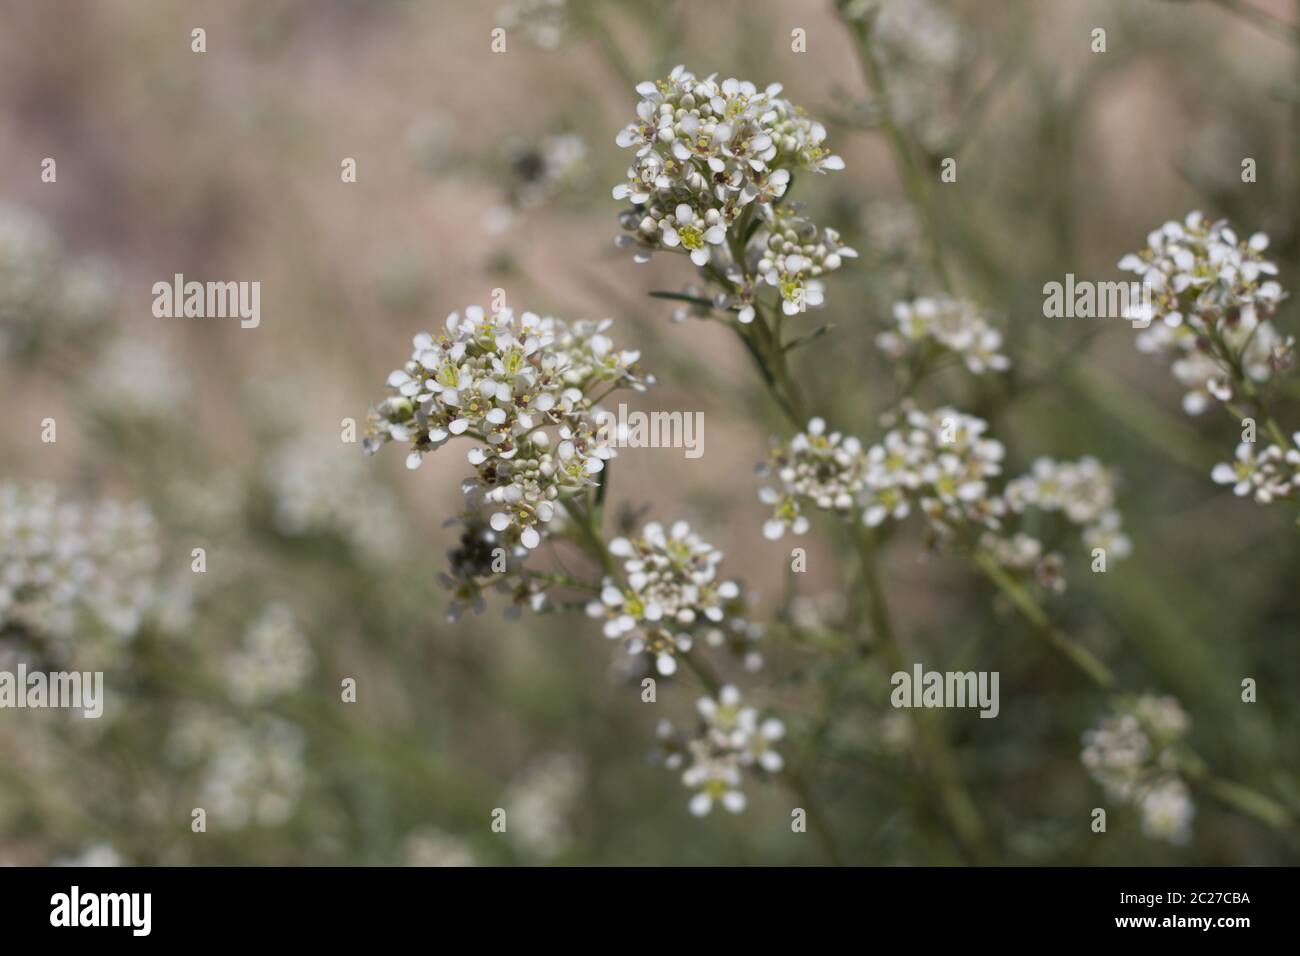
<box><xmin>1</xmin><ymin>0</ymin><xmax>1298</xmax><ymax>865</ymax></box>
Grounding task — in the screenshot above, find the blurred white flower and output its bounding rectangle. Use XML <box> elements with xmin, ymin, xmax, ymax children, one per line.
<box><xmin>877</xmin><ymin>296</ymin><xmax>1010</xmax><ymax>374</ymax></box>
<box><xmin>85</xmin><ymin>334</ymin><xmax>190</xmax><ymax>424</ymax></box>
<box><xmin>403</xmin><ymin>827</ymin><xmax>477</xmax><ymax>867</ymax></box>
<box><xmin>496</xmin><ymin>0</ymin><xmax>568</xmax><ymax>51</ymax></box>
<box><xmin>503</xmin><ymin>753</ymin><xmax>583</xmax><ymax>861</ymax></box>
<box><xmin>1081</xmin><ymin>694</ymin><xmax>1193</xmax><ymax>845</ymax></box>
<box><xmin>671</xmin><ymin>685</ymin><xmax>784</xmax><ymax>816</ymax></box>
<box><xmin>1121</xmin><ymin>212</ymin><xmax>1287</xmax><ymax>414</ymax></box>
<box><xmin>0</xmin><ymin>482</ymin><xmax>184</xmax><ymax>665</ymax></box>
<box><xmin>267</xmin><ymin>434</ymin><xmax>404</xmax><ymax>561</ymax></box>
<box><xmin>225</xmin><ymin>603</ymin><xmax>313</xmax><ymax>706</ymax></box>
<box><xmin>171</xmin><ymin>712</ymin><xmax>306</xmax><ymax>831</ymax></box>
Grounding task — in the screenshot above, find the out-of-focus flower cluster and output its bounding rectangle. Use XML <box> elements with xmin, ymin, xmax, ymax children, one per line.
<box><xmin>496</xmin><ymin>0</ymin><xmax>567</xmax><ymax>51</ymax></box>
<box><xmin>364</xmin><ymin>305</ymin><xmax>650</xmax><ymax>551</ymax></box>
<box><xmin>502</xmin><ymin>752</ymin><xmax>584</xmax><ymax>861</ymax></box>
<box><xmin>837</xmin><ymin>0</ymin><xmax>970</xmax><ymax>153</ymax></box>
<box><xmin>1211</xmin><ymin>432</ymin><xmax>1300</xmax><ymax>504</ymax></box>
<box><xmin>657</xmin><ymin>685</ymin><xmax>784</xmax><ymax>816</ymax></box>
<box><xmin>989</xmin><ymin>456</ymin><xmax>1132</xmax><ymax>590</ymax></box>
<box><xmin>265</xmin><ymin>435</ymin><xmax>404</xmax><ymax>562</ymax></box>
<box><xmin>224</xmin><ymin>603</ymin><xmax>313</xmax><ymax>706</ymax></box>
<box><xmin>586</xmin><ymin>520</ymin><xmax>744</xmax><ymax>676</ymax></box>
<box><xmin>0</xmin><ymin>204</ymin><xmax>117</xmax><ymax>359</ymax></box>
<box><xmin>0</xmin><ymin>481</ymin><xmax>188</xmax><ymax>666</ymax></box>
<box><xmin>613</xmin><ymin>66</ymin><xmax>854</xmax><ymax>318</ymax></box>
<box><xmin>876</xmin><ymin>296</ymin><xmax>1010</xmax><ymax>375</ymax></box>
<box><xmin>1081</xmin><ymin>695</ymin><xmax>1194</xmax><ymax>844</ymax></box>
<box><xmin>85</xmin><ymin>334</ymin><xmax>191</xmax><ymax>427</ymax></box>
<box><xmin>758</xmin><ymin>413</ymin><xmax>1128</xmax><ymax>588</ymax></box>
<box><xmin>1121</xmin><ymin>212</ymin><xmax>1290</xmax><ymax>415</ymax></box>
<box><xmin>169</xmin><ymin>711</ymin><xmax>306</xmax><ymax>831</ymax></box>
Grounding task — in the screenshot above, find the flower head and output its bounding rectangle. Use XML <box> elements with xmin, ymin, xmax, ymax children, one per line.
<box><xmin>365</xmin><ymin>305</ymin><xmax>651</xmax><ymax>550</ymax></box>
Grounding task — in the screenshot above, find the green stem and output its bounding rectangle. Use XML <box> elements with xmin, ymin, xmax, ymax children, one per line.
<box><xmin>972</xmin><ymin>549</ymin><xmax>1117</xmax><ymax>690</ymax></box>
<box><xmin>852</xmin><ymin>526</ymin><xmax>988</xmax><ymax>856</ymax></box>
<box><xmin>1198</xmin><ymin>774</ymin><xmax>1296</xmax><ymax>832</ymax></box>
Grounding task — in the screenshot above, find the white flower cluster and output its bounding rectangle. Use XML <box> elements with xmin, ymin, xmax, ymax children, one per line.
<box><xmin>496</xmin><ymin>0</ymin><xmax>567</xmax><ymax>51</ymax></box>
<box><xmin>266</xmin><ymin>435</ymin><xmax>405</xmax><ymax>562</ymax></box>
<box><xmin>502</xmin><ymin>753</ymin><xmax>584</xmax><ymax>861</ymax></box>
<box><xmin>0</xmin><ymin>204</ymin><xmax>116</xmax><ymax>359</ymax></box>
<box><xmin>170</xmin><ymin>711</ymin><xmax>306</xmax><ymax>830</ymax></box>
<box><xmin>85</xmin><ymin>334</ymin><xmax>191</xmax><ymax>425</ymax></box>
<box><xmin>586</xmin><ymin>520</ymin><xmax>742</xmax><ymax>676</ymax></box>
<box><xmin>758</xmin><ymin>415</ymin><xmax>1128</xmax><ymax>587</ymax></box>
<box><xmin>1121</xmin><ymin>212</ymin><xmax>1290</xmax><ymax>415</ymax></box>
<box><xmin>1001</xmin><ymin>456</ymin><xmax>1132</xmax><ymax>571</ymax></box>
<box><xmin>1081</xmin><ymin>695</ymin><xmax>1194</xmax><ymax>845</ymax></box>
<box><xmin>0</xmin><ymin>482</ymin><xmax>178</xmax><ymax>659</ymax></box>
<box><xmin>657</xmin><ymin>685</ymin><xmax>785</xmax><ymax>816</ymax></box>
<box><xmin>1211</xmin><ymin>432</ymin><xmax>1300</xmax><ymax>504</ymax></box>
<box><xmin>365</xmin><ymin>305</ymin><xmax>650</xmax><ymax>550</ymax></box>
<box><xmin>403</xmin><ymin>827</ymin><xmax>476</xmax><ymax>867</ymax></box>
<box><xmin>870</xmin><ymin>0</ymin><xmax>968</xmax><ymax>152</ymax></box>
<box><xmin>876</xmin><ymin>296</ymin><xmax>1010</xmax><ymax>374</ymax></box>
<box><xmin>759</xmin><ymin>411</ymin><xmax>1005</xmax><ymax>539</ymax></box>
<box><xmin>224</xmin><ymin>603</ymin><xmax>314</xmax><ymax>706</ymax></box>
<box><xmin>613</xmin><ymin>66</ymin><xmax>854</xmax><ymax>318</ymax></box>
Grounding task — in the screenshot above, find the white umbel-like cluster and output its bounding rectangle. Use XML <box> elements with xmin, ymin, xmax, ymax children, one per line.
<box><xmin>586</xmin><ymin>520</ymin><xmax>742</xmax><ymax>676</ymax></box>
<box><xmin>658</xmin><ymin>685</ymin><xmax>785</xmax><ymax>816</ymax></box>
<box><xmin>613</xmin><ymin>66</ymin><xmax>854</xmax><ymax>319</ymax></box>
<box><xmin>1081</xmin><ymin>694</ymin><xmax>1194</xmax><ymax>844</ymax></box>
<box><xmin>365</xmin><ymin>305</ymin><xmax>651</xmax><ymax>549</ymax></box>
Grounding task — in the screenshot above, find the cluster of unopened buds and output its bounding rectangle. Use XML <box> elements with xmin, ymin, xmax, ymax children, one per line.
<box><xmin>759</xmin><ymin>412</ymin><xmax>1129</xmax><ymax>588</ymax></box>
<box><xmin>657</xmin><ymin>684</ymin><xmax>785</xmax><ymax>816</ymax></box>
<box><xmin>586</xmin><ymin>520</ymin><xmax>746</xmax><ymax>676</ymax></box>
<box><xmin>437</xmin><ymin>513</ymin><xmax>550</xmax><ymax>623</ymax></box>
<box><xmin>364</xmin><ymin>305</ymin><xmax>651</xmax><ymax>551</ymax></box>
<box><xmin>876</xmin><ymin>295</ymin><xmax>1010</xmax><ymax>374</ymax></box>
<box><xmin>1081</xmin><ymin>694</ymin><xmax>1195</xmax><ymax>844</ymax></box>
<box><xmin>613</xmin><ymin>66</ymin><xmax>855</xmax><ymax>319</ymax></box>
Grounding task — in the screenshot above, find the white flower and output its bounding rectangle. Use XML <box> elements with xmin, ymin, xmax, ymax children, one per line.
<box><xmin>612</xmin><ymin>67</ymin><xmax>852</xmax><ymax>314</ymax></box>
<box><xmin>672</xmin><ymin>684</ymin><xmax>783</xmax><ymax>815</ymax></box>
<box><xmin>585</xmin><ymin>520</ymin><xmax>744</xmax><ymax>674</ymax></box>
<box><xmin>0</xmin><ymin>481</ymin><xmax>186</xmax><ymax>666</ymax></box>
<box><xmin>172</xmin><ymin>713</ymin><xmax>306</xmax><ymax>830</ymax></box>
<box><xmin>1140</xmin><ymin>779</ymin><xmax>1195</xmax><ymax>845</ymax></box>
<box><xmin>502</xmin><ymin>753</ymin><xmax>583</xmax><ymax>861</ymax></box>
<box><xmin>1122</xmin><ymin>213</ymin><xmax>1287</xmax><ymax>416</ymax></box>
<box><xmin>366</xmin><ymin>305</ymin><xmax>652</xmax><ymax>551</ymax></box>
<box><xmin>224</xmin><ymin>604</ymin><xmax>313</xmax><ymax>706</ymax></box>
<box><xmin>877</xmin><ymin>296</ymin><xmax>1010</xmax><ymax>374</ymax></box>
<box><xmin>1081</xmin><ymin>695</ymin><xmax>1193</xmax><ymax>844</ymax></box>
<box><xmin>1210</xmin><ymin>441</ymin><xmax>1294</xmax><ymax>504</ymax></box>
<box><xmin>496</xmin><ymin>0</ymin><xmax>568</xmax><ymax>51</ymax></box>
